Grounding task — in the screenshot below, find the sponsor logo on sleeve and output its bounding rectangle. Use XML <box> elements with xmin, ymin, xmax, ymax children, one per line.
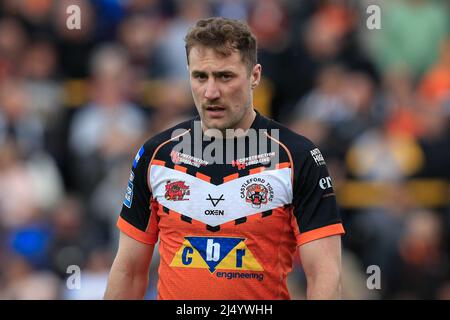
<box><xmin>123</xmin><ymin>171</ymin><xmax>135</xmax><ymax>208</ymax></box>
<box><xmin>310</xmin><ymin>148</ymin><xmax>326</xmax><ymax>166</ymax></box>
<box><xmin>319</xmin><ymin>176</ymin><xmax>333</xmax><ymax>190</ymax></box>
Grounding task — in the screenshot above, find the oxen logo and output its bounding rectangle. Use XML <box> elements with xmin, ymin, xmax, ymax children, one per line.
<box><xmin>165</xmin><ymin>180</ymin><xmax>190</xmax><ymax>201</ymax></box>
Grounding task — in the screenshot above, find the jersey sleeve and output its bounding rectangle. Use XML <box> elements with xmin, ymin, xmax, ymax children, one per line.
<box><xmin>292</xmin><ymin>146</ymin><xmax>345</xmax><ymax>246</ymax></box>
<box><xmin>117</xmin><ymin>145</ymin><xmax>159</xmax><ymax>245</ymax></box>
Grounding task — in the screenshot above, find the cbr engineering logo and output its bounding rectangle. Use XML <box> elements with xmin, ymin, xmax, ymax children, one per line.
<box><xmin>170</xmin><ymin>237</ymin><xmax>264</xmax><ymax>281</ymax></box>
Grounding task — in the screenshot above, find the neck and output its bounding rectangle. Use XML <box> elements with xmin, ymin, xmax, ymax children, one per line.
<box><xmin>237</xmin><ymin>108</ymin><xmax>257</xmax><ymax>132</ymax></box>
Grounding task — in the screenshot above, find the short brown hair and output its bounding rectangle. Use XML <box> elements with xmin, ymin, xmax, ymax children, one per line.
<box><xmin>184</xmin><ymin>17</ymin><xmax>257</xmax><ymax>72</ymax></box>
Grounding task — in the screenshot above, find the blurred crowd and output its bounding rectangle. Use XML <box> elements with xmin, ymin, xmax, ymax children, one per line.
<box><xmin>0</xmin><ymin>0</ymin><xmax>449</xmax><ymax>300</ymax></box>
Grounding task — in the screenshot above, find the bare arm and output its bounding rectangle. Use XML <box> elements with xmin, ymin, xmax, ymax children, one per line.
<box><xmin>104</xmin><ymin>232</ymin><xmax>155</xmax><ymax>299</ymax></box>
<box><xmin>299</xmin><ymin>235</ymin><xmax>342</xmax><ymax>300</ymax></box>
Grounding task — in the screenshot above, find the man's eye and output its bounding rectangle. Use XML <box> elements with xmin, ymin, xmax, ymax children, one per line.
<box><xmin>194</xmin><ymin>74</ymin><xmax>207</xmax><ymax>80</ymax></box>
<box><xmin>220</xmin><ymin>74</ymin><xmax>232</xmax><ymax>81</ymax></box>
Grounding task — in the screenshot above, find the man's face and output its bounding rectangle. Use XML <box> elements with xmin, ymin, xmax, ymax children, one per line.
<box><xmin>188</xmin><ymin>45</ymin><xmax>261</xmax><ymax>131</ymax></box>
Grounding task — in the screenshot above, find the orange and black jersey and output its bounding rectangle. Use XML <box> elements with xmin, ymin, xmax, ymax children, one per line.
<box><xmin>118</xmin><ymin>111</ymin><xmax>345</xmax><ymax>300</ymax></box>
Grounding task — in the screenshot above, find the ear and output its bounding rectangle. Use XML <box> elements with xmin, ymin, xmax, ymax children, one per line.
<box><xmin>251</xmin><ymin>64</ymin><xmax>262</xmax><ymax>89</ymax></box>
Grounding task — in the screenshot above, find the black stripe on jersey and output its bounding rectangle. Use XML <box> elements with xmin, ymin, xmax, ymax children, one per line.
<box><xmin>162</xmin><ymin>206</ymin><xmax>170</xmax><ymax>214</ymax></box>
<box><xmin>235</xmin><ymin>217</ymin><xmax>247</xmax><ymax>225</ymax></box>
<box><xmin>206</xmin><ymin>225</ymin><xmax>221</xmax><ymax>232</ymax></box>
<box><xmin>181</xmin><ymin>215</ymin><xmax>192</xmax><ymax>223</ymax></box>
<box><xmin>210</xmin><ymin>174</ymin><xmax>224</xmax><ymax>186</ymax></box>
<box><xmin>164</xmin><ymin>161</ymin><xmax>175</xmax><ymax>170</ymax></box>
<box><xmin>262</xmin><ymin>210</ymin><xmax>273</xmax><ymax>218</ymax></box>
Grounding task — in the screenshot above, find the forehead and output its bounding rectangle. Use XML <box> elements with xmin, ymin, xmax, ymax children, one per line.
<box><xmin>188</xmin><ymin>45</ymin><xmax>246</xmax><ymax>71</ymax></box>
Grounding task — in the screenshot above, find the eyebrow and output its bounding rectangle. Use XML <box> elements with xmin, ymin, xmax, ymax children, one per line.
<box><xmin>191</xmin><ymin>70</ymin><xmax>236</xmax><ymax>77</ymax></box>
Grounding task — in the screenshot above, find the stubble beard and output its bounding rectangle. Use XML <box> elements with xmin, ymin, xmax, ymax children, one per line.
<box><xmin>202</xmin><ymin>104</ymin><xmax>251</xmax><ymax>135</ymax></box>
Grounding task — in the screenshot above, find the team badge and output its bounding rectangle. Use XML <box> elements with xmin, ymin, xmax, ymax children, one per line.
<box><xmin>245</xmin><ymin>184</ymin><xmax>268</xmax><ymax>208</ymax></box>
<box><xmin>165</xmin><ymin>180</ymin><xmax>190</xmax><ymax>201</ymax></box>
<box><xmin>240</xmin><ymin>178</ymin><xmax>274</xmax><ymax>209</ymax></box>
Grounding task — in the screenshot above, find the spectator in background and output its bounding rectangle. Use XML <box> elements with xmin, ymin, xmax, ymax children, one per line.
<box><xmin>213</xmin><ymin>0</ymin><xmax>249</xmax><ymax>21</ymax></box>
<box><xmin>0</xmin><ymin>255</ymin><xmax>59</xmax><ymax>300</ymax></box>
<box><xmin>53</xmin><ymin>0</ymin><xmax>96</xmax><ymax>78</ymax></box>
<box><xmin>144</xmin><ymin>79</ymin><xmax>194</xmax><ymax>136</ymax></box>
<box><xmin>382</xmin><ymin>68</ymin><xmax>424</xmax><ymax>138</ymax></box>
<box><xmin>270</xmin><ymin>0</ymin><xmax>376</xmax><ymax>122</ymax></box>
<box><xmin>12</xmin><ymin>0</ymin><xmax>54</xmax><ymax>38</ymax></box>
<box><xmin>89</xmin><ymin>160</ymin><xmax>133</xmax><ymax>249</ymax></box>
<box><xmin>289</xmin><ymin>64</ymin><xmax>377</xmax><ymax>174</ymax></box>
<box><xmin>61</xmin><ymin>249</ymin><xmax>112</xmax><ymax>300</ymax></box>
<box><xmin>90</xmin><ymin>0</ymin><xmax>127</xmax><ymax>43</ymax></box>
<box><xmin>0</xmin><ymin>79</ymin><xmax>63</xmax><ymax>213</ymax></box>
<box><xmin>123</xmin><ymin>0</ymin><xmax>169</xmax><ymax>17</ymax></box>
<box><xmin>412</xmin><ymin>96</ymin><xmax>450</xmax><ymax>179</ymax></box>
<box><xmin>0</xmin><ymin>140</ymin><xmax>39</xmax><ymax>229</ymax></box>
<box><xmin>419</xmin><ymin>37</ymin><xmax>450</xmax><ymax>106</ymax></box>
<box><xmin>68</xmin><ymin>44</ymin><xmax>147</xmax><ymax>197</ymax></box>
<box><xmin>47</xmin><ymin>195</ymin><xmax>87</xmax><ymax>279</ymax></box>
<box><xmin>17</xmin><ymin>38</ymin><xmax>67</xmax><ymax>172</ymax></box>
<box><xmin>152</xmin><ymin>0</ymin><xmax>211</xmax><ymax>79</ymax></box>
<box><xmin>118</xmin><ymin>14</ymin><xmax>163</xmax><ymax>79</ymax></box>
<box><xmin>385</xmin><ymin>209</ymin><xmax>449</xmax><ymax>299</ymax></box>
<box><xmin>0</xmin><ymin>18</ymin><xmax>27</xmax><ymax>81</ymax></box>
<box><xmin>0</xmin><ymin>79</ymin><xmax>44</xmax><ymax>155</ymax></box>
<box><xmin>349</xmin><ymin>183</ymin><xmax>414</xmax><ymax>289</ymax></box>
<box><xmin>0</xmin><ymin>136</ymin><xmax>63</xmax><ymax>292</ymax></box>
<box><xmin>19</xmin><ymin>39</ymin><xmax>64</xmax><ymax>136</ymax></box>
<box><xmin>248</xmin><ymin>0</ymin><xmax>291</xmax><ymax>118</ymax></box>
<box><xmin>0</xmin><ymin>124</ymin><xmax>64</xmax><ymax>273</ymax></box>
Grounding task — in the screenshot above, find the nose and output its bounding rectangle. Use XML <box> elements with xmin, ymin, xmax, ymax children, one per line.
<box><xmin>204</xmin><ymin>78</ymin><xmax>220</xmax><ymax>100</ymax></box>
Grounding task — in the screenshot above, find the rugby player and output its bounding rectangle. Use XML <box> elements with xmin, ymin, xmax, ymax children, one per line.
<box><xmin>104</xmin><ymin>17</ymin><xmax>345</xmax><ymax>300</ymax></box>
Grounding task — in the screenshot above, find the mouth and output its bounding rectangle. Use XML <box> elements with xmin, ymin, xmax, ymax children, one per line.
<box><xmin>205</xmin><ymin>105</ymin><xmax>226</xmax><ymax>118</ymax></box>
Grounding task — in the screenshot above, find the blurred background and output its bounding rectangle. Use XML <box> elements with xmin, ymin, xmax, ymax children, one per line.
<box><xmin>0</xmin><ymin>0</ymin><xmax>449</xmax><ymax>300</ymax></box>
